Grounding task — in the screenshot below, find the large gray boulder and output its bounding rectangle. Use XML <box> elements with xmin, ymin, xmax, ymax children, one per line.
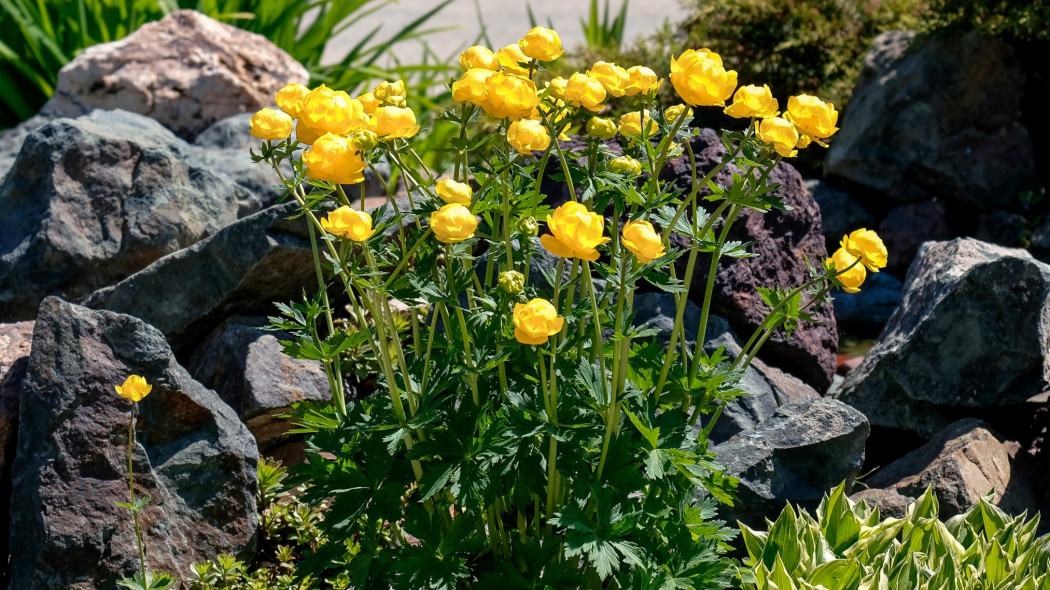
<box><xmin>0</xmin><ymin>320</ymin><xmax>32</xmax><ymax>577</ymax></box>
<box><xmin>9</xmin><ymin>297</ymin><xmax>258</xmax><ymax>589</ymax></box>
<box><xmin>835</xmin><ymin>238</ymin><xmax>1050</xmax><ymax>437</ymax></box>
<box><xmin>832</xmin><ymin>271</ymin><xmax>903</xmax><ymax>331</ymax></box>
<box><xmin>0</xmin><ymin>110</ymin><xmax>260</xmax><ymax>321</ymax></box>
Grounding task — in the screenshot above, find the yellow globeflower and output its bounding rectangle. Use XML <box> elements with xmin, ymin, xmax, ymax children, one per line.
<box><xmin>275</xmin><ymin>83</ymin><xmax>310</xmax><ymax>118</ymax></box>
<box><xmin>497</xmin><ymin>44</ymin><xmax>530</xmax><ymax>77</ymax></box>
<box><xmin>587</xmin><ymin>61</ymin><xmax>629</xmax><ymax>98</ymax></box>
<box><xmin>586</xmin><ymin>116</ymin><xmax>618</xmax><ymax>139</ymax></box>
<box><xmin>724</xmin><ymin>84</ymin><xmax>779</xmax><ymax>119</ymax></box>
<box><xmin>249</xmin><ymin>108</ymin><xmax>293</xmax><ymax>140</ymax></box>
<box><xmin>373</xmin><ymin>80</ymin><xmax>407</xmax><ymax>106</ymax></box>
<box><xmin>513</xmin><ymin>298</ymin><xmax>565</xmax><ymax>345</ymax></box>
<box><xmin>115</xmin><ymin>375</ymin><xmax>152</xmax><ymax>402</ymax></box>
<box><xmin>826</xmin><ymin>248</ymin><xmax>866</xmax><ymax>293</ymax></box>
<box><xmin>371</xmin><ymin>106</ymin><xmax>420</xmax><ymax>139</ymax></box>
<box><xmin>507</xmin><ymin>119</ymin><xmax>550</xmax><ymax>154</ymax></box>
<box><xmin>618</xmin><ymin>110</ymin><xmax>654</xmax><ymax>139</ymax></box>
<box><xmin>564</xmin><ymin>72</ymin><xmax>606</xmax><ymax>112</ymax></box>
<box><xmin>357</xmin><ymin>92</ymin><xmax>381</xmax><ymax>116</ymax></box>
<box><xmin>431</xmin><ymin>204</ymin><xmax>479</xmax><ymax>243</ymax></box>
<box><xmin>755</xmin><ymin>117</ymin><xmax>801</xmax><ymax>158</ymax></box>
<box><xmin>669</xmin><ymin>48</ymin><xmax>737</xmax><ymax>107</ymax></box>
<box><xmin>624</xmin><ymin>65</ymin><xmax>663</xmax><ymax>96</ymax></box>
<box><xmin>540</xmin><ymin>201</ymin><xmax>610</xmax><ymax>261</ymax></box>
<box><xmin>785</xmin><ymin>94</ymin><xmax>839</xmax><ymax>144</ymax></box>
<box><xmin>460</xmin><ymin>45</ymin><xmax>499</xmax><ymax>71</ymax></box>
<box><xmin>841</xmin><ymin>229</ymin><xmax>887</xmax><ymax>272</ymax></box>
<box><xmin>452</xmin><ymin>68</ymin><xmax>495</xmax><ymax>110</ymax></box>
<box><xmin>321</xmin><ymin>206</ymin><xmax>376</xmax><ymax>242</ymax></box>
<box><xmin>546</xmin><ymin>76</ymin><xmax>568</xmax><ymax>100</ymax></box>
<box><xmin>665</xmin><ymin>104</ymin><xmax>693</xmax><ymax>124</ymax></box>
<box><xmin>295</xmin><ymin>119</ymin><xmax>326</xmax><ymax>145</ymax></box>
<box><xmin>622</xmin><ymin>220</ymin><xmax>666</xmax><ymax>264</ymax></box>
<box><xmin>484</xmin><ymin>72</ymin><xmax>539</xmax><ymax>120</ymax></box>
<box><xmin>436</xmin><ymin>178</ymin><xmax>473</xmax><ymax>206</ymax></box>
<box><xmin>300</xmin><ymin>85</ymin><xmax>368</xmax><ymax>136</ymax></box>
<box><xmin>302</xmin><ymin>133</ymin><xmax>367</xmax><ymax>184</ymax></box>
<box><xmin>520</xmin><ymin>26</ymin><xmax>564</xmax><ymax>61</ymax></box>
<box><xmin>610</xmin><ymin>155</ymin><xmax>642</xmax><ymax>175</ymax></box>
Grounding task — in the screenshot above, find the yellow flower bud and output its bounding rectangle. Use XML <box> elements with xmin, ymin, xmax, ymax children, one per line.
<box><xmin>357</xmin><ymin>92</ymin><xmax>381</xmax><ymax>116</ymax></box>
<box><xmin>624</xmin><ymin>65</ymin><xmax>663</xmax><ymax>96</ymax></box>
<box><xmin>564</xmin><ymin>72</ymin><xmax>606</xmax><ymax>112</ymax></box>
<box><xmin>513</xmin><ymin>298</ymin><xmax>564</xmax><ymax>345</ymax></box>
<box><xmin>430</xmin><ymin>203</ymin><xmax>478</xmax><ymax>243</ymax></box>
<box><xmin>618</xmin><ymin>110</ymin><xmax>654</xmax><ymax>138</ymax></box>
<box><xmin>373</xmin><ymin>80</ymin><xmax>407</xmax><ymax>105</ymax></box>
<box><xmin>321</xmin><ymin>206</ymin><xmax>376</xmax><ymax>242</ymax></box>
<box><xmin>546</xmin><ymin>76</ymin><xmax>568</xmax><ymax>100</ymax></box>
<box><xmin>275</xmin><ymin>83</ymin><xmax>310</xmax><ymax>118</ymax></box>
<box><xmin>724</xmin><ymin>84</ymin><xmax>779</xmax><ymax>119</ymax></box>
<box><xmin>587</xmin><ymin>61</ymin><xmax>629</xmax><ymax>98</ymax></box>
<box><xmin>452</xmin><ymin>68</ymin><xmax>495</xmax><ymax>110</ymax></box>
<box><xmin>785</xmin><ymin>94</ymin><xmax>839</xmax><ymax>143</ymax></box>
<box><xmin>586</xmin><ymin>116</ymin><xmax>618</xmax><ymax>140</ymax></box>
<box><xmin>520</xmin><ymin>26</ymin><xmax>564</xmax><ymax>61</ymax></box>
<box><xmin>499</xmin><ymin>270</ymin><xmax>526</xmax><ymax>295</ymax></box>
<box><xmin>460</xmin><ymin>45</ymin><xmax>499</xmax><ymax>71</ymax></box>
<box><xmin>841</xmin><ymin>228</ymin><xmax>887</xmax><ymax>272</ymax></box>
<box><xmin>540</xmin><ymin>201</ymin><xmax>610</xmax><ymax>261</ymax></box>
<box><xmin>295</xmin><ymin>119</ymin><xmax>326</xmax><ymax>145</ymax></box>
<box><xmin>610</xmin><ymin>155</ymin><xmax>642</xmax><ymax>175</ymax></box>
<box><xmin>507</xmin><ymin>118</ymin><xmax>550</xmax><ymax>154</ymax></box>
<box><xmin>249</xmin><ymin>108</ymin><xmax>293</xmax><ymax>140</ymax></box>
<box><xmin>436</xmin><ymin>178</ymin><xmax>473</xmax><ymax>206</ymax></box>
<box><xmin>300</xmin><ymin>85</ymin><xmax>368</xmax><ymax>136</ymax></box>
<box><xmin>518</xmin><ymin>216</ymin><xmax>539</xmax><ymax>236</ymax></box>
<box><xmin>115</xmin><ymin>375</ymin><xmax>152</xmax><ymax>402</ymax></box>
<box><xmin>755</xmin><ymin>117</ymin><xmax>801</xmax><ymax>158</ymax></box>
<box><xmin>665</xmin><ymin>104</ymin><xmax>693</xmax><ymax>124</ymax></box>
<box><xmin>669</xmin><ymin>48</ymin><xmax>738</xmax><ymax>107</ymax></box>
<box><xmin>302</xmin><ymin>133</ymin><xmax>367</xmax><ymax>184</ymax></box>
<box><xmin>484</xmin><ymin>72</ymin><xmax>539</xmax><ymax>120</ymax></box>
<box><xmin>622</xmin><ymin>220</ymin><xmax>666</xmax><ymax>264</ymax></box>
<box><xmin>497</xmin><ymin>44</ymin><xmax>530</xmax><ymax>77</ymax></box>
<box><xmin>371</xmin><ymin>106</ymin><xmax>420</xmax><ymax>139</ymax></box>
<box><xmin>351</xmin><ymin>129</ymin><xmax>378</xmax><ymax>151</ymax></box>
<box><xmin>826</xmin><ymin>247</ymin><xmax>866</xmax><ymax>293</ymax></box>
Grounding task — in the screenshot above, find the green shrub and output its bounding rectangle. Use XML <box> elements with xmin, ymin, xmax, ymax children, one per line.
<box><xmin>921</xmin><ymin>0</ymin><xmax>1050</xmax><ymax>41</ymax></box>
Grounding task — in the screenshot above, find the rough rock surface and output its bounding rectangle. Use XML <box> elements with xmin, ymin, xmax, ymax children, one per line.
<box><xmin>836</xmin><ymin>239</ymin><xmax>1050</xmax><ymax>437</ymax></box>
<box><xmin>0</xmin><ymin>321</ymin><xmax>33</xmax><ymax>579</ymax></box>
<box><xmin>878</xmin><ymin>200</ymin><xmax>956</xmax><ymax>274</ymax></box>
<box><xmin>832</xmin><ymin>271</ymin><xmax>903</xmax><ymax>332</ymax></box>
<box><xmin>41</xmin><ymin>10</ymin><xmax>308</xmax><ymax>141</ymax></box>
<box><xmin>849</xmin><ymin>488</ymin><xmax>912</xmax><ymax>519</ymax></box>
<box><xmin>712</xmin><ymin>398</ymin><xmax>869</xmax><ymax>527</ymax></box>
<box><xmin>0</xmin><ymin>110</ymin><xmax>258</xmax><ymax>320</ymax></box>
<box><xmin>188</xmin><ymin>316</ymin><xmax>330</xmax><ymax>452</ymax></box>
<box><xmin>806</xmin><ymin>179</ymin><xmax>876</xmax><ymax>254</ymax></box>
<box><xmin>825</xmin><ymin>30</ymin><xmax>1037</xmax><ymax>209</ymax></box>
<box><xmin>0</xmin><ymin>115</ymin><xmax>47</xmax><ymax>183</ymax></box>
<box><xmin>8</xmin><ymin>297</ymin><xmax>258</xmax><ymax>589</ymax></box>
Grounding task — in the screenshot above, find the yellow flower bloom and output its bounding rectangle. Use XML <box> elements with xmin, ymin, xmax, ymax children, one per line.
<box><xmin>540</xmin><ymin>201</ymin><xmax>610</xmax><ymax>261</ymax></box>
<box><xmin>484</xmin><ymin>72</ymin><xmax>539</xmax><ymax>120</ymax></box>
<box><xmin>669</xmin><ymin>48</ymin><xmax>737</xmax><ymax>107</ymax></box>
<box><xmin>300</xmin><ymin>85</ymin><xmax>368</xmax><ymax>136</ymax></box>
<box><xmin>785</xmin><ymin>94</ymin><xmax>839</xmax><ymax>143</ymax></box>
<box><xmin>497</xmin><ymin>44</ymin><xmax>530</xmax><ymax>77</ymax></box>
<box><xmin>564</xmin><ymin>72</ymin><xmax>606</xmax><ymax>112</ymax></box>
<box><xmin>826</xmin><ymin>247</ymin><xmax>866</xmax><ymax>293</ymax></box>
<box><xmin>618</xmin><ymin>110</ymin><xmax>654</xmax><ymax>138</ymax></box>
<box><xmin>520</xmin><ymin>26</ymin><xmax>564</xmax><ymax>61</ymax></box>
<box><xmin>295</xmin><ymin>119</ymin><xmax>326</xmax><ymax>145</ymax></box>
<box><xmin>624</xmin><ymin>65</ymin><xmax>663</xmax><ymax>96</ymax></box>
<box><xmin>431</xmin><ymin>203</ymin><xmax>478</xmax><ymax>243</ymax></box>
<box><xmin>507</xmin><ymin>119</ymin><xmax>550</xmax><ymax>154</ymax></box>
<box><xmin>302</xmin><ymin>133</ymin><xmax>367</xmax><ymax>184</ymax></box>
<box><xmin>622</xmin><ymin>220</ymin><xmax>666</xmax><ymax>263</ymax></box>
<box><xmin>452</xmin><ymin>68</ymin><xmax>495</xmax><ymax>110</ymax></box>
<box><xmin>436</xmin><ymin>178</ymin><xmax>473</xmax><ymax>206</ymax></box>
<box><xmin>755</xmin><ymin>117</ymin><xmax>801</xmax><ymax>158</ymax></box>
<box><xmin>513</xmin><ymin>298</ymin><xmax>564</xmax><ymax>345</ymax></box>
<box><xmin>115</xmin><ymin>375</ymin><xmax>152</xmax><ymax>402</ymax></box>
<box><xmin>371</xmin><ymin>106</ymin><xmax>420</xmax><ymax>139</ymax></box>
<box><xmin>358</xmin><ymin>92</ymin><xmax>381</xmax><ymax>116</ymax></box>
<box><xmin>586</xmin><ymin>116</ymin><xmax>618</xmax><ymax>139</ymax></box>
<box><xmin>724</xmin><ymin>84</ymin><xmax>779</xmax><ymax>119</ymax></box>
<box><xmin>587</xmin><ymin>61</ymin><xmax>629</xmax><ymax>98</ymax></box>
<box><xmin>321</xmin><ymin>206</ymin><xmax>376</xmax><ymax>242</ymax></box>
<box><xmin>373</xmin><ymin>80</ymin><xmax>407</xmax><ymax>106</ymax></box>
<box><xmin>546</xmin><ymin>76</ymin><xmax>568</xmax><ymax>100</ymax></box>
<box><xmin>841</xmin><ymin>228</ymin><xmax>887</xmax><ymax>272</ymax></box>
<box><xmin>665</xmin><ymin>104</ymin><xmax>693</xmax><ymax>124</ymax></box>
<box><xmin>275</xmin><ymin>83</ymin><xmax>310</xmax><ymax>118</ymax></box>
<box><xmin>460</xmin><ymin>45</ymin><xmax>499</xmax><ymax>71</ymax></box>
<box><xmin>610</xmin><ymin>155</ymin><xmax>642</xmax><ymax>175</ymax></box>
<box><xmin>249</xmin><ymin>108</ymin><xmax>293</xmax><ymax>140</ymax></box>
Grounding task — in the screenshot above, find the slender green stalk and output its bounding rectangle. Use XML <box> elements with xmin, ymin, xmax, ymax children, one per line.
<box><xmin>126</xmin><ymin>404</ymin><xmax>147</xmax><ymax>582</ymax></box>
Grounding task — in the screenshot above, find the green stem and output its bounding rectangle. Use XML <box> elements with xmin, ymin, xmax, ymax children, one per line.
<box><xmin>127</xmin><ymin>404</ymin><xmax>147</xmax><ymax>581</ymax></box>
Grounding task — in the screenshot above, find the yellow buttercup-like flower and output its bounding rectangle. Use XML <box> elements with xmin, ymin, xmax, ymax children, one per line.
<box><xmin>431</xmin><ymin>204</ymin><xmax>479</xmax><ymax>243</ymax></box>
<box><xmin>373</xmin><ymin>80</ymin><xmax>407</xmax><ymax>106</ymax></box>
<box><xmin>321</xmin><ymin>206</ymin><xmax>376</xmax><ymax>242</ymax></box>
<box><xmin>460</xmin><ymin>45</ymin><xmax>499</xmax><ymax>71</ymax></box>
<box><xmin>541</xmin><ymin>201</ymin><xmax>610</xmax><ymax>261</ymax></box>
<box><xmin>302</xmin><ymin>133</ymin><xmax>367</xmax><ymax>184</ymax></box>
<box><xmin>586</xmin><ymin>116</ymin><xmax>618</xmax><ymax>139</ymax></box>
<box><xmin>588</xmin><ymin>61</ymin><xmax>629</xmax><ymax>98</ymax></box>
<box><xmin>436</xmin><ymin>178</ymin><xmax>473</xmax><ymax>206</ymax></box>
<box><xmin>520</xmin><ymin>26</ymin><xmax>564</xmax><ymax>61</ymax></box>
<box><xmin>665</xmin><ymin>104</ymin><xmax>693</xmax><ymax>124</ymax></box>
<box><xmin>724</xmin><ymin>84</ymin><xmax>779</xmax><ymax>119</ymax></box>
<box><xmin>300</xmin><ymin>85</ymin><xmax>368</xmax><ymax>136</ymax></box>
<box><xmin>826</xmin><ymin>247</ymin><xmax>866</xmax><ymax>293</ymax></box>
<box><xmin>371</xmin><ymin>106</ymin><xmax>420</xmax><ymax>139</ymax></box>
<box><xmin>564</xmin><ymin>72</ymin><xmax>606</xmax><ymax>112</ymax></box>
<box><xmin>513</xmin><ymin>299</ymin><xmax>565</xmax><ymax>345</ymax></box>
<box><xmin>484</xmin><ymin>72</ymin><xmax>539</xmax><ymax>120</ymax></box>
<box><xmin>497</xmin><ymin>44</ymin><xmax>530</xmax><ymax>77</ymax></box>
<box><xmin>357</xmin><ymin>92</ymin><xmax>381</xmax><ymax>115</ymax></box>
<box><xmin>624</xmin><ymin>65</ymin><xmax>663</xmax><ymax>96</ymax></box>
<box><xmin>452</xmin><ymin>68</ymin><xmax>495</xmax><ymax>110</ymax></box>
<box><xmin>622</xmin><ymin>220</ymin><xmax>666</xmax><ymax>264</ymax></box>
<box><xmin>249</xmin><ymin>108</ymin><xmax>293</xmax><ymax>140</ymax></box>
<box><xmin>275</xmin><ymin>83</ymin><xmax>309</xmax><ymax>118</ymax></box>
<box><xmin>115</xmin><ymin>375</ymin><xmax>152</xmax><ymax>402</ymax></box>
<box><xmin>755</xmin><ymin>117</ymin><xmax>801</xmax><ymax>158</ymax></box>
<box><xmin>294</xmin><ymin>119</ymin><xmax>326</xmax><ymax>145</ymax></box>
<box><xmin>618</xmin><ymin>110</ymin><xmax>654</xmax><ymax>138</ymax></box>
<box><xmin>507</xmin><ymin>119</ymin><xmax>550</xmax><ymax>154</ymax></box>
<box><xmin>785</xmin><ymin>94</ymin><xmax>839</xmax><ymax>144</ymax></box>
<box><xmin>841</xmin><ymin>228</ymin><xmax>887</xmax><ymax>272</ymax></box>
<box><xmin>546</xmin><ymin>76</ymin><xmax>568</xmax><ymax>100</ymax></box>
<box><xmin>610</xmin><ymin>155</ymin><xmax>642</xmax><ymax>175</ymax></box>
<box><xmin>670</xmin><ymin>48</ymin><xmax>737</xmax><ymax>107</ymax></box>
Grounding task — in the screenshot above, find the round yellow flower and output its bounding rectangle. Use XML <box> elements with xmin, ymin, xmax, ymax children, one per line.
<box><xmin>622</xmin><ymin>220</ymin><xmax>666</xmax><ymax>264</ymax></box>
<box><xmin>484</xmin><ymin>72</ymin><xmax>539</xmax><ymax>120</ymax></box>
<box><xmin>540</xmin><ymin>201</ymin><xmax>610</xmax><ymax>261</ymax></box>
<box><xmin>624</xmin><ymin>66</ymin><xmax>663</xmax><ymax>96</ymax></box>
<box><xmin>670</xmin><ymin>48</ymin><xmax>738</xmax><ymax>107</ymax></box>
<box><xmin>513</xmin><ymin>299</ymin><xmax>565</xmax><ymax>345</ymax></box>
<box><xmin>249</xmin><ymin>108</ymin><xmax>293</xmax><ymax>140</ymax></box>
<box><xmin>507</xmin><ymin>119</ymin><xmax>550</xmax><ymax>154</ymax></box>
<box><xmin>497</xmin><ymin>44</ymin><xmax>530</xmax><ymax>77</ymax></box>
<box><xmin>460</xmin><ymin>45</ymin><xmax>499</xmax><ymax>71</ymax></box>
<box><xmin>564</xmin><ymin>72</ymin><xmax>606</xmax><ymax>112</ymax></box>
<box><xmin>841</xmin><ymin>228</ymin><xmax>887</xmax><ymax>272</ymax></box>
<box><xmin>826</xmin><ymin>247</ymin><xmax>866</xmax><ymax>293</ymax></box>
<box><xmin>520</xmin><ymin>26</ymin><xmax>564</xmax><ymax>61</ymax></box>
<box><xmin>610</xmin><ymin>155</ymin><xmax>642</xmax><ymax>175</ymax></box>
<box><xmin>546</xmin><ymin>76</ymin><xmax>568</xmax><ymax>100</ymax></box>
<box><xmin>373</xmin><ymin>80</ymin><xmax>407</xmax><ymax>106</ymax></box>
<box><xmin>115</xmin><ymin>375</ymin><xmax>152</xmax><ymax>402</ymax></box>
<box><xmin>755</xmin><ymin>117</ymin><xmax>801</xmax><ymax>158</ymax></box>
<box><xmin>588</xmin><ymin>61</ymin><xmax>629</xmax><ymax>98</ymax></box>
<box><xmin>321</xmin><ymin>206</ymin><xmax>376</xmax><ymax>242</ymax></box>
<box><xmin>452</xmin><ymin>68</ymin><xmax>495</xmax><ymax>109</ymax></box>
<box><xmin>665</xmin><ymin>104</ymin><xmax>693</xmax><ymax>125</ymax></box>
<box><xmin>436</xmin><ymin>178</ymin><xmax>473</xmax><ymax>206</ymax></box>
<box><xmin>371</xmin><ymin>106</ymin><xmax>420</xmax><ymax>139</ymax></box>
<box><xmin>275</xmin><ymin>83</ymin><xmax>310</xmax><ymax>118</ymax></box>
<box><xmin>724</xmin><ymin>84</ymin><xmax>779</xmax><ymax>119</ymax></box>
<box><xmin>302</xmin><ymin>133</ymin><xmax>367</xmax><ymax>184</ymax></box>
<box><xmin>300</xmin><ymin>85</ymin><xmax>368</xmax><ymax>136</ymax></box>
<box><xmin>586</xmin><ymin>116</ymin><xmax>618</xmax><ymax>139</ymax></box>
<box><xmin>295</xmin><ymin>119</ymin><xmax>326</xmax><ymax>145</ymax></box>
<box><xmin>618</xmin><ymin>110</ymin><xmax>654</xmax><ymax>138</ymax></box>
<box><xmin>431</xmin><ymin>203</ymin><xmax>478</xmax><ymax>243</ymax></box>
<box><xmin>785</xmin><ymin>94</ymin><xmax>839</xmax><ymax>143</ymax></box>
<box><xmin>358</xmin><ymin>92</ymin><xmax>381</xmax><ymax>115</ymax></box>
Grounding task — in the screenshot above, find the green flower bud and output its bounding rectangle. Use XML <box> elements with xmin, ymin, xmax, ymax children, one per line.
<box><xmin>499</xmin><ymin>270</ymin><xmax>525</xmax><ymax>295</ymax></box>
<box><xmin>585</xmin><ymin>116</ymin><xmax>618</xmax><ymax>140</ymax></box>
<box><xmin>351</xmin><ymin>129</ymin><xmax>379</xmax><ymax>151</ymax></box>
<box><xmin>610</xmin><ymin>155</ymin><xmax>642</xmax><ymax>175</ymax></box>
<box><xmin>517</xmin><ymin>216</ymin><xmax>539</xmax><ymax>236</ymax></box>
<box><xmin>665</xmin><ymin>104</ymin><xmax>693</xmax><ymax>125</ymax></box>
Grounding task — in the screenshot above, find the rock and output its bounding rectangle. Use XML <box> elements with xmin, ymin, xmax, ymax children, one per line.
<box><xmin>0</xmin><ymin>115</ymin><xmax>47</xmax><ymax>183</ymax></box>
<box><xmin>0</xmin><ymin>110</ymin><xmax>259</xmax><ymax>321</ymax></box>
<box><xmin>1032</xmin><ymin>217</ymin><xmax>1050</xmax><ymax>263</ymax></box>
<box><xmin>8</xmin><ymin>297</ymin><xmax>258</xmax><ymax>589</ymax></box>
<box><xmin>849</xmin><ymin>488</ymin><xmax>912</xmax><ymax>519</ymax></box>
<box><xmin>806</xmin><ymin>179</ymin><xmax>876</xmax><ymax>253</ymax></box>
<box><xmin>832</xmin><ymin>271</ymin><xmax>903</xmax><ymax>331</ymax></box>
<box><xmin>825</xmin><ymin>31</ymin><xmax>1038</xmax><ymax>210</ymax></box>
<box><xmin>188</xmin><ymin>316</ymin><xmax>330</xmax><ymax>453</ymax></box>
<box><xmin>835</xmin><ymin>238</ymin><xmax>1050</xmax><ymax>437</ymax></box>
<box><xmin>42</xmin><ymin>10</ymin><xmax>308</xmax><ymax>141</ymax></box>
<box><xmin>0</xmin><ymin>321</ymin><xmax>32</xmax><ymax>579</ymax></box>
<box><xmin>712</xmin><ymin>398</ymin><xmax>869</xmax><ymax>527</ymax></box>
<box><xmin>976</xmin><ymin>210</ymin><xmax>1029</xmax><ymax>248</ymax></box>
<box><xmin>878</xmin><ymin>200</ymin><xmax>956</xmax><ymax>274</ymax></box>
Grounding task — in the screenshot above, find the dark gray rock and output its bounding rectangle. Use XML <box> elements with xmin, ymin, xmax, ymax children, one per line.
<box><xmin>832</xmin><ymin>271</ymin><xmax>903</xmax><ymax>330</ymax></box>
<box><xmin>0</xmin><ymin>110</ymin><xmax>260</xmax><ymax>320</ymax></box>
<box><xmin>850</xmin><ymin>488</ymin><xmax>912</xmax><ymax>519</ymax></box>
<box><xmin>806</xmin><ymin>179</ymin><xmax>876</xmax><ymax>254</ymax></box>
<box><xmin>0</xmin><ymin>115</ymin><xmax>47</xmax><ymax>183</ymax></box>
<box><xmin>712</xmin><ymin>398</ymin><xmax>869</xmax><ymax>527</ymax></box>
<box><xmin>9</xmin><ymin>297</ymin><xmax>258</xmax><ymax>589</ymax></box>
<box><xmin>0</xmin><ymin>321</ymin><xmax>32</xmax><ymax>580</ymax></box>
<box><xmin>976</xmin><ymin>210</ymin><xmax>1029</xmax><ymax>248</ymax></box>
<box><xmin>878</xmin><ymin>200</ymin><xmax>955</xmax><ymax>274</ymax></box>
<box><xmin>191</xmin><ymin>113</ymin><xmax>288</xmax><ymax>208</ymax></box>
<box><xmin>835</xmin><ymin>238</ymin><xmax>1050</xmax><ymax>437</ymax></box>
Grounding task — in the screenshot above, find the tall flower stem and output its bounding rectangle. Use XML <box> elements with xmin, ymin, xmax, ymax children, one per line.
<box><xmin>126</xmin><ymin>404</ymin><xmax>147</xmax><ymax>581</ymax></box>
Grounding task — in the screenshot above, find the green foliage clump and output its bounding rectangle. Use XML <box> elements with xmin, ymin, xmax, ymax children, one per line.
<box><xmin>921</xmin><ymin>0</ymin><xmax>1050</xmax><ymax>41</ymax></box>
<box><xmin>739</xmin><ymin>483</ymin><xmax>1050</xmax><ymax>590</ymax></box>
